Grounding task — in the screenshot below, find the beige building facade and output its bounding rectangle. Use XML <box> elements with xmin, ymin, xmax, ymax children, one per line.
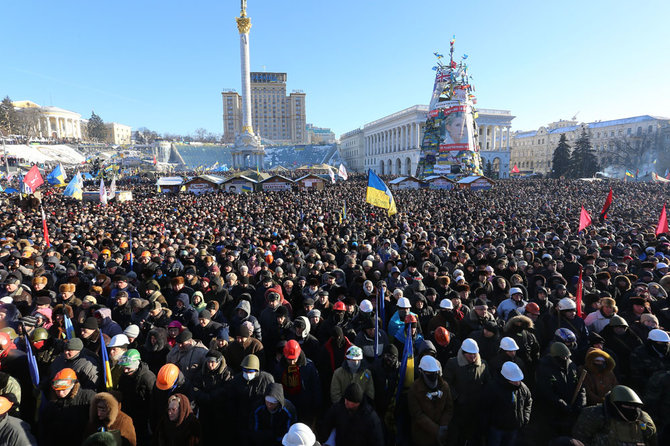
<box><xmin>222</xmin><ymin>72</ymin><xmax>307</xmax><ymax>144</ymax></box>
<box><xmin>105</xmin><ymin>122</ymin><xmax>132</xmax><ymax>145</ymax></box>
<box><xmin>511</xmin><ymin>115</ymin><xmax>670</xmax><ymax>175</ymax></box>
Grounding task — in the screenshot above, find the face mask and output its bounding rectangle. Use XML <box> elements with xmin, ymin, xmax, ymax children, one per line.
<box><xmin>654</xmin><ymin>342</ymin><xmax>670</xmax><ymax>355</ymax></box>
<box><xmin>347</xmin><ymin>360</ymin><xmax>360</xmax><ymax>373</ymax></box>
<box><xmin>243</xmin><ymin>371</ymin><xmax>257</xmax><ymax>381</ymax></box>
<box><xmin>422</xmin><ymin>371</ymin><xmax>439</xmax><ymax>390</ymax></box>
<box><xmin>333</xmin><ymin>313</ymin><xmax>344</xmax><ymax>323</ymax></box>
<box><xmin>595</xmin><ymin>361</ymin><xmax>607</xmax><ymax>371</ymax></box>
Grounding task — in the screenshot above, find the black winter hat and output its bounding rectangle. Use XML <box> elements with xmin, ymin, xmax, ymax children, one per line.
<box><xmin>176</xmin><ymin>330</ymin><xmax>193</xmax><ymax>343</ymax></box>
<box><xmin>82</xmin><ymin>317</ymin><xmax>98</xmax><ymax>330</ymax></box>
<box><xmin>344</xmin><ymin>382</ymin><xmax>364</xmax><ymax>403</ymax></box>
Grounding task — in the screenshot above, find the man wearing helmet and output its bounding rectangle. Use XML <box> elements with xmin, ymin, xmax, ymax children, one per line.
<box><xmin>330</xmin><ymin>345</ymin><xmax>374</xmax><ymax>404</ymax></box>
<box><xmin>117</xmin><ymin>349</ymin><xmax>155</xmax><ymax>446</ymax></box>
<box><xmin>573</xmin><ymin>385</ymin><xmax>657</xmax><ymax>446</ymax></box>
<box><xmin>39</xmin><ymin>368</ymin><xmax>96</xmax><ymax>446</ymax></box>
<box><xmin>482</xmin><ymin>362</ymin><xmax>532</xmax><ymax>446</ymax></box>
<box><xmin>408</xmin><ymin>355</ymin><xmax>453</xmax><ymax>446</ymax></box>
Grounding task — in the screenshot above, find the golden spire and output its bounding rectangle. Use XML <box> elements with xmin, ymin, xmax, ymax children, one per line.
<box><xmin>236</xmin><ymin>0</ymin><xmax>251</xmax><ymax>34</ymax></box>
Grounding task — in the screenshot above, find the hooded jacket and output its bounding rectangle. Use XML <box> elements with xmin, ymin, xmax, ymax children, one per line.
<box><xmin>231</xmin><ymin>300</ymin><xmax>263</xmax><ymax>341</ymax></box>
<box><xmin>250</xmin><ymin>383</ymin><xmax>297</xmax><ymax>446</ymax></box>
<box><xmin>138</xmin><ymin>327</ymin><xmax>170</xmax><ymax>375</ymax></box>
<box><xmin>173</xmin><ymin>294</ymin><xmax>198</xmax><ymax>331</ymax></box>
<box><xmin>320</xmin><ymin>397</ymin><xmax>384</xmax><ymax>446</ymax></box>
<box><xmin>0</xmin><ymin>414</ymin><xmax>37</xmax><ymax>446</ymax></box>
<box><xmin>95</xmin><ymin>308</ymin><xmax>123</xmax><ymax>338</ymax></box>
<box><xmin>503</xmin><ymin>315</ymin><xmax>541</xmax><ymax>368</ymax></box>
<box><xmin>581</xmin><ymin>348</ymin><xmax>617</xmax><ymax>405</ymax></box>
<box><xmin>86</xmin><ymin>392</ymin><xmax>136</xmax><ymax>446</ymax></box>
<box><xmin>152</xmin><ymin>393</ymin><xmax>201</xmax><ymax>446</ymax></box>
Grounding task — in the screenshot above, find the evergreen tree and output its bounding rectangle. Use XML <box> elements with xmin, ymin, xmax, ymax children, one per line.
<box><xmin>87</xmin><ymin>111</ymin><xmax>107</xmax><ymax>142</ymax></box>
<box><xmin>0</xmin><ymin>96</ymin><xmax>15</xmax><ymax>136</ymax></box>
<box><xmin>484</xmin><ymin>159</ymin><xmax>494</xmax><ymax>178</ymax></box>
<box><xmin>551</xmin><ymin>134</ymin><xmax>571</xmax><ymax>178</ymax></box>
<box><xmin>569</xmin><ymin>128</ymin><xmax>599</xmax><ymax>178</ymax></box>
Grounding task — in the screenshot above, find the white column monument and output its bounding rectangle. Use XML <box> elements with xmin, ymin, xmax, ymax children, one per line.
<box><xmin>231</xmin><ymin>0</ymin><xmax>265</xmax><ymax>171</ymax></box>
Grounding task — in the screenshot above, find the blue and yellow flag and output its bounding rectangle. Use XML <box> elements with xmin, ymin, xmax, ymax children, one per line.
<box><xmin>99</xmin><ymin>329</ymin><xmax>113</xmax><ymax>390</ymax></box>
<box><xmin>396</xmin><ymin>322</ymin><xmax>414</xmax><ymax>399</ymax></box>
<box><xmin>47</xmin><ymin>163</ymin><xmax>67</xmax><ymax>186</ymax></box>
<box><xmin>625</xmin><ymin>170</ymin><xmax>635</xmax><ymax>178</ymax></box>
<box><xmin>366</xmin><ymin>169</ymin><xmax>397</xmax><ymax>216</ymax></box>
<box><xmin>63</xmin><ymin>172</ymin><xmax>83</xmax><ymax>200</ymax></box>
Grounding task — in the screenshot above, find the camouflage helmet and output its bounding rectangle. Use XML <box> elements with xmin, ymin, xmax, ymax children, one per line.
<box><xmin>608</xmin><ymin>385</ymin><xmax>643</xmax><ymax>405</ymax></box>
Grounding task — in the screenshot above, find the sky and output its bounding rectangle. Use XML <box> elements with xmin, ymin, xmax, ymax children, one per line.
<box><xmin>3</xmin><ymin>0</ymin><xmax>670</xmax><ymax>138</ymax></box>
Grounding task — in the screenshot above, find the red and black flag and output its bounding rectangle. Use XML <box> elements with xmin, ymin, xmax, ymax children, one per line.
<box><xmin>599</xmin><ymin>188</ymin><xmax>613</xmax><ymax>222</ymax></box>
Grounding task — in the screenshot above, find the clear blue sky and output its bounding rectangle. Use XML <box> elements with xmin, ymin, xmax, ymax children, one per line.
<box><xmin>3</xmin><ymin>0</ymin><xmax>669</xmax><ymax>138</ymax></box>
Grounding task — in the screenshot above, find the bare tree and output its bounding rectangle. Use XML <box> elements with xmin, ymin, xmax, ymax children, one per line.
<box><xmin>600</xmin><ymin>128</ymin><xmax>669</xmax><ymax>172</ymax></box>
<box><xmin>12</xmin><ymin>108</ymin><xmax>41</xmax><ymax>138</ymax></box>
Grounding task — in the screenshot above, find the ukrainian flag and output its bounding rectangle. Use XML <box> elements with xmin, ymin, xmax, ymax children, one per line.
<box><xmin>63</xmin><ymin>172</ymin><xmax>83</xmax><ymax>200</ymax></box>
<box><xmin>625</xmin><ymin>170</ymin><xmax>635</xmax><ymax>178</ymax></box>
<box><xmin>46</xmin><ymin>163</ymin><xmax>67</xmax><ymax>186</ymax></box>
<box><xmin>366</xmin><ymin>169</ymin><xmax>397</xmax><ymax>216</ymax></box>
<box><xmin>99</xmin><ymin>330</ymin><xmax>114</xmax><ymax>390</ymax></box>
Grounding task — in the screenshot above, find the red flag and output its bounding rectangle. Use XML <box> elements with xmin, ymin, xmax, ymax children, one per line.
<box><xmin>511</xmin><ymin>164</ymin><xmax>520</xmax><ymax>173</ymax></box>
<box><xmin>578</xmin><ymin>206</ymin><xmax>592</xmax><ymax>232</ymax></box>
<box><xmin>599</xmin><ymin>188</ymin><xmax>613</xmax><ymax>222</ymax></box>
<box><xmin>41</xmin><ymin>207</ymin><xmax>50</xmax><ymax>248</ymax></box>
<box><xmin>153</xmin><ymin>155</ymin><xmax>157</xmax><ymax>165</ymax></box>
<box><xmin>575</xmin><ymin>266</ymin><xmax>583</xmax><ymax>318</ymax></box>
<box><xmin>23</xmin><ymin>165</ymin><xmax>44</xmax><ymax>192</ymax></box>
<box><xmin>656</xmin><ymin>203</ymin><xmax>669</xmax><ymax>236</ymax></box>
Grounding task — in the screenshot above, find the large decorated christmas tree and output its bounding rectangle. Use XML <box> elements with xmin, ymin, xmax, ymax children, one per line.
<box><xmin>416</xmin><ymin>37</ymin><xmax>483</xmax><ymax>179</ymax></box>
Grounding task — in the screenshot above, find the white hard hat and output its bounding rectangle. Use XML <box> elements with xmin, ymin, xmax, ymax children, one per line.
<box><xmin>509</xmin><ymin>287</ymin><xmax>523</xmax><ymax>297</ymax></box>
<box><xmin>359</xmin><ymin>299</ymin><xmax>373</xmax><ymax>313</ymax></box>
<box><xmin>500</xmin><ymin>337</ymin><xmax>519</xmax><ymax>351</ymax></box>
<box><xmin>501</xmin><ymin>361</ymin><xmax>524</xmax><ymax>382</ymax></box>
<box><xmin>461</xmin><ymin>338</ymin><xmax>479</xmax><ymax>354</ymax></box>
<box><xmin>418</xmin><ymin>355</ymin><xmax>441</xmax><ymax>373</ymax></box>
<box><xmin>656</xmin><ymin>262</ymin><xmax>669</xmax><ymax>270</ymax></box>
<box><xmin>557</xmin><ymin>297</ymin><xmax>577</xmax><ymax>311</ymax></box>
<box><xmin>648</xmin><ymin>329</ymin><xmax>670</xmax><ymax>343</ymax></box>
<box><xmin>453</xmin><ymin>269</ymin><xmax>464</xmax><ymax>278</ymax></box>
<box><xmin>439</xmin><ymin>298</ymin><xmax>453</xmax><ymax>310</ymax></box>
<box><xmin>397</xmin><ymin>297</ymin><xmax>411</xmax><ymax>309</ymax></box>
<box><xmin>108</xmin><ymin>334</ymin><xmax>130</xmax><ymax>348</ymax></box>
<box><xmin>282</xmin><ymin>423</ymin><xmax>317</xmax><ymax>446</ymax></box>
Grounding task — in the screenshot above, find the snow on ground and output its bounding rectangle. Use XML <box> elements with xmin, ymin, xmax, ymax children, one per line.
<box><xmin>3</xmin><ymin>144</ymin><xmax>85</xmax><ymax>165</ymax></box>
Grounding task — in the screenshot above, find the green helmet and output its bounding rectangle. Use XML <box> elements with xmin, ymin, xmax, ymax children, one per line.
<box><xmin>0</xmin><ymin>327</ymin><xmax>17</xmax><ymax>340</ymax></box>
<box><xmin>549</xmin><ymin>341</ymin><xmax>571</xmax><ymax>358</ymax></box>
<box><xmin>609</xmin><ymin>315</ymin><xmax>628</xmax><ymax>327</ymax></box>
<box><xmin>117</xmin><ymin>349</ymin><xmax>141</xmax><ymax>368</ymax></box>
<box><xmin>608</xmin><ymin>385</ymin><xmax>643</xmax><ymax>405</ymax></box>
<box><xmin>31</xmin><ymin>328</ymin><xmax>49</xmax><ymax>342</ymax></box>
<box><xmin>241</xmin><ymin>354</ymin><xmax>260</xmax><ymax>371</ymax></box>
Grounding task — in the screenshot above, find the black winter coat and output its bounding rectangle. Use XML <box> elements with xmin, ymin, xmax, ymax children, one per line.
<box><xmin>320</xmin><ymin>399</ymin><xmax>384</xmax><ymax>446</ymax></box>
<box><xmin>481</xmin><ymin>375</ymin><xmax>532</xmax><ymax>431</ymax></box>
<box><xmin>117</xmin><ymin>361</ymin><xmax>156</xmax><ymax>433</ymax></box>
<box><xmin>38</xmin><ymin>383</ymin><xmax>96</xmax><ymax>446</ymax></box>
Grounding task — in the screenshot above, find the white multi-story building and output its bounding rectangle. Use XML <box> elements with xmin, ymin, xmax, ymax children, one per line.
<box><xmin>511</xmin><ymin>115</ymin><xmax>670</xmax><ymax>175</ymax></box>
<box><xmin>339</xmin><ymin>105</ymin><xmax>514</xmax><ymax>177</ymax></box>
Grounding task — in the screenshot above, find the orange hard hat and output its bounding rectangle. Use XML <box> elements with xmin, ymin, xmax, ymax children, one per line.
<box><xmin>156</xmin><ymin>363</ymin><xmax>180</xmax><ymax>390</ymax></box>
<box><xmin>52</xmin><ymin>368</ymin><xmax>77</xmax><ymax>390</ymax></box>
<box><xmin>0</xmin><ymin>332</ymin><xmax>11</xmax><ymax>350</ymax></box>
<box><xmin>141</xmin><ymin>251</ymin><xmax>151</xmax><ymax>258</ymax></box>
<box><xmin>434</xmin><ymin>327</ymin><xmax>451</xmax><ymax>347</ymax></box>
<box><xmin>404</xmin><ymin>314</ymin><xmax>418</xmax><ymax>324</ymax></box>
<box><xmin>0</xmin><ymin>396</ymin><xmax>12</xmax><ymax>415</ymax></box>
<box><xmin>283</xmin><ymin>340</ymin><xmax>301</xmax><ymax>360</ymax></box>
<box><xmin>120</xmin><ymin>242</ymin><xmax>128</xmax><ymax>249</ymax></box>
<box><xmin>101</xmin><ymin>249</ymin><xmax>111</xmax><ymax>256</ymax></box>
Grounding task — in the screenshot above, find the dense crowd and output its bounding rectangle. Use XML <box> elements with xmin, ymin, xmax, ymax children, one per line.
<box><xmin>0</xmin><ymin>177</ymin><xmax>667</xmax><ymax>446</ymax></box>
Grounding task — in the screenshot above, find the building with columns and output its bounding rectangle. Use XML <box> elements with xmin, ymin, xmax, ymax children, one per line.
<box><xmin>12</xmin><ymin>101</ymin><xmax>82</xmax><ymax>140</ymax></box>
<box><xmin>339</xmin><ymin>105</ymin><xmax>514</xmax><ymax>177</ymax></box>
